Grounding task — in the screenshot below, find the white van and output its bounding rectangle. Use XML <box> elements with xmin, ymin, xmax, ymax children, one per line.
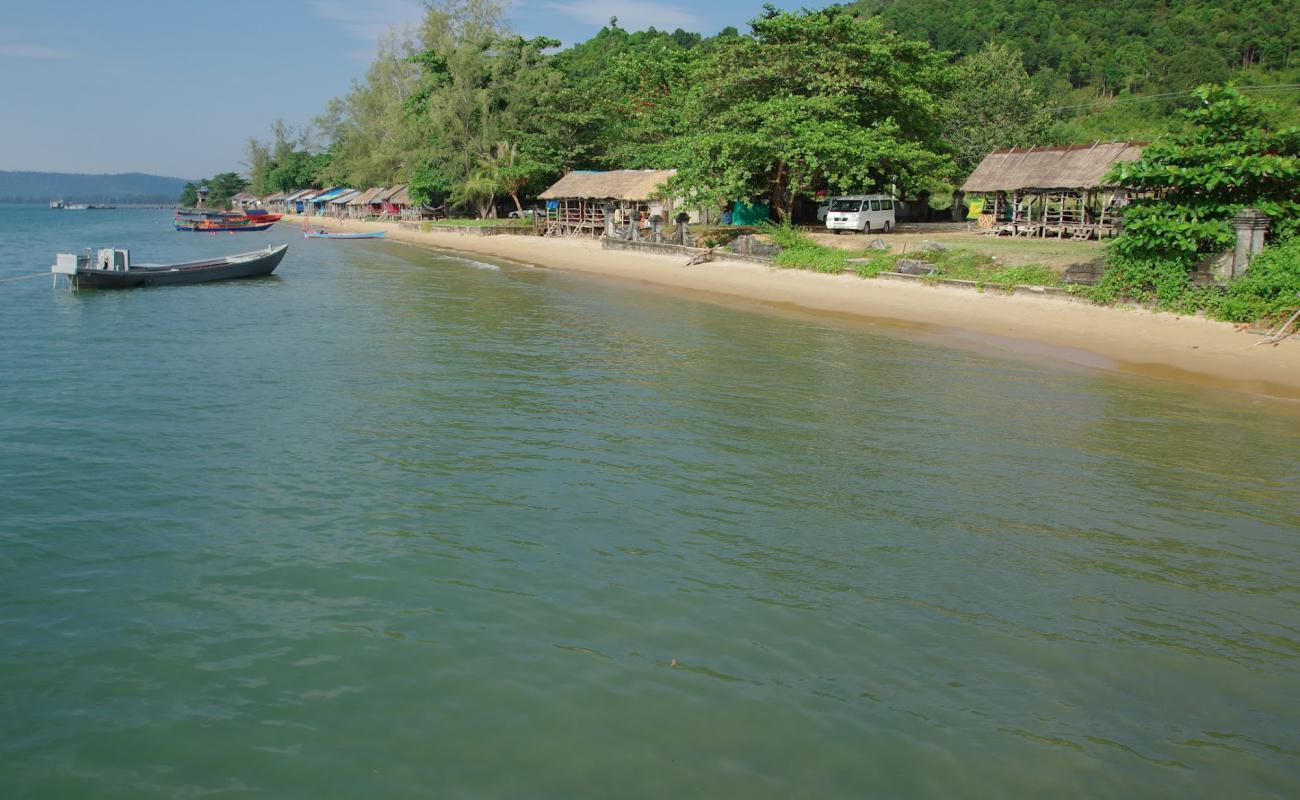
<box><xmin>825</xmin><ymin>194</ymin><xmax>895</xmax><ymax>233</ymax></box>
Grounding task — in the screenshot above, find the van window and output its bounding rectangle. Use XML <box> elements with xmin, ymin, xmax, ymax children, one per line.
<box><xmin>830</xmin><ymin>199</ymin><xmax>861</xmax><ymax>212</ymax></box>
<box><xmin>869</xmin><ymin>200</ymin><xmax>881</xmax><ymax>211</ymax></box>
<box><xmin>881</xmin><ymin>199</ymin><xmax>893</xmax><ymax>210</ymax></box>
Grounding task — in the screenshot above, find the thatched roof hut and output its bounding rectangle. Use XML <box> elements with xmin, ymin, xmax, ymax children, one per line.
<box><xmin>539</xmin><ymin>169</ymin><xmax>677</xmax><ymax>201</ymax></box>
<box><xmin>348</xmin><ymin>187</ymin><xmax>386</xmax><ymax>206</ymax></box>
<box><xmin>960</xmin><ymin>143</ymin><xmax>1144</xmax><ymax>193</ymax></box>
<box><xmin>539</xmin><ymin>170</ymin><xmax>677</xmax><ymax>237</ymax></box>
<box><xmin>959</xmin><ymin>142</ymin><xmax>1146</xmax><ymax>240</ymax></box>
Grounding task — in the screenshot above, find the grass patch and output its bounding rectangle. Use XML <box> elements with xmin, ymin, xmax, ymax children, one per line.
<box><xmin>767</xmin><ymin>225</ymin><xmax>1062</xmax><ymax>289</ymax></box>
<box><xmin>425</xmin><ymin>217</ymin><xmax>532</xmax><ymax>228</ymax></box>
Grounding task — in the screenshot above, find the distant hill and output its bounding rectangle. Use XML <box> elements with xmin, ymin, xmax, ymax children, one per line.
<box><xmin>0</xmin><ymin>171</ymin><xmax>191</xmax><ymax>204</ymax></box>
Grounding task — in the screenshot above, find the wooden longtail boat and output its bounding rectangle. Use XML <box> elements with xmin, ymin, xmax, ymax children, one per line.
<box><xmin>303</xmin><ymin>229</ymin><xmax>386</xmax><ymax>239</ymax></box>
<box><xmin>51</xmin><ymin>245</ymin><xmax>288</xmax><ymax>289</ymax></box>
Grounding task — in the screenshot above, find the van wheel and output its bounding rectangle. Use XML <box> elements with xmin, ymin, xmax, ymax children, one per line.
<box><xmin>863</xmin><ymin>223</ymin><xmax>872</xmax><ymax>234</ymax></box>
<box><xmin>883</xmin><ymin>221</ymin><xmax>892</xmax><ymax>233</ymax></box>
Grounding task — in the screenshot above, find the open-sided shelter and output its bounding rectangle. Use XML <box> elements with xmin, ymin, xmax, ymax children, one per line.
<box><xmin>538</xmin><ymin>170</ymin><xmax>677</xmax><ymax>237</ymax></box>
<box><xmin>960</xmin><ymin>142</ymin><xmax>1145</xmax><ymax>239</ymax></box>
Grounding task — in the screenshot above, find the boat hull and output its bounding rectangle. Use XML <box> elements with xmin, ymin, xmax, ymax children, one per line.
<box><xmin>70</xmin><ymin>245</ymin><xmax>288</xmax><ymax>288</ymax></box>
<box><xmin>175</xmin><ymin>222</ymin><xmax>276</xmax><ymax>232</ymax></box>
<box><xmin>303</xmin><ymin>230</ymin><xmax>386</xmax><ymax>239</ymax></box>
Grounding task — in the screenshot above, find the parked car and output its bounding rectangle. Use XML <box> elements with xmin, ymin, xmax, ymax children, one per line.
<box><xmin>508</xmin><ymin>207</ymin><xmax>542</xmax><ymax>219</ymax></box>
<box><xmin>824</xmin><ymin>194</ymin><xmax>895</xmax><ymax>233</ymax></box>
<box><xmin>816</xmin><ymin>201</ymin><xmax>830</xmax><ymax>222</ymax></box>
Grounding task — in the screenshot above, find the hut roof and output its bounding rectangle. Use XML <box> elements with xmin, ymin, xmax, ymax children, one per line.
<box><xmin>262</xmin><ymin>193</ymin><xmax>286</xmax><ymax>202</ymax></box>
<box><xmin>375</xmin><ymin>184</ymin><xmax>407</xmax><ymax>203</ymax></box>
<box><xmin>387</xmin><ymin>185</ymin><xmax>412</xmax><ymax>205</ymax></box>
<box><xmin>539</xmin><ymin>169</ymin><xmax>677</xmax><ymax>201</ymax></box>
<box><xmin>349</xmin><ymin>187</ymin><xmax>386</xmax><ymax>205</ymax></box>
<box><xmin>231</xmin><ymin>192</ymin><xmax>258</xmax><ymax>202</ymax></box>
<box><xmin>960</xmin><ymin>143</ymin><xmax>1144</xmax><ymax>193</ymax></box>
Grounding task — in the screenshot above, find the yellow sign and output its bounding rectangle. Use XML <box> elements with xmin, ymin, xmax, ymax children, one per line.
<box><xmin>967</xmin><ymin>198</ymin><xmax>985</xmax><ymax>219</ymax></box>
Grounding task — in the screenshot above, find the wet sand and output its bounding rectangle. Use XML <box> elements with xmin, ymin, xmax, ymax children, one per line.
<box><xmin>287</xmin><ymin>215</ymin><xmax>1300</xmax><ymax>400</ymax></box>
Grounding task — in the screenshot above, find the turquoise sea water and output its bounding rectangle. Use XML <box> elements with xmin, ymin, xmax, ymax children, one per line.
<box><xmin>1</xmin><ymin>206</ymin><xmax>1297</xmax><ymax>798</ymax></box>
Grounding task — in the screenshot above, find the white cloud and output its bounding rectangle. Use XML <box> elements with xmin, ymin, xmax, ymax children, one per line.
<box><xmin>547</xmin><ymin>1</ymin><xmax>703</xmax><ymax>31</ymax></box>
<box><xmin>0</xmin><ymin>42</ymin><xmax>72</xmax><ymax>59</ymax></box>
<box><xmin>313</xmin><ymin>0</ymin><xmax>426</xmax><ymax>50</ymax></box>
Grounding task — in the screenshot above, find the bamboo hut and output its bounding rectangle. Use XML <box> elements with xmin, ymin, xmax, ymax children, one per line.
<box><xmin>960</xmin><ymin>142</ymin><xmax>1145</xmax><ymax>240</ymax></box>
<box><xmin>347</xmin><ymin>187</ymin><xmax>386</xmax><ymax>219</ymax></box>
<box><xmin>375</xmin><ymin>185</ymin><xmax>409</xmax><ymax>220</ymax></box>
<box><xmin>538</xmin><ymin>169</ymin><xmax>677</xmax><ymax>237</ymax></box>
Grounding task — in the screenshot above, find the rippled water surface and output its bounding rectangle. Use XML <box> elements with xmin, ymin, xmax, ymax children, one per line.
<box><xmin>1</xmin><ymin>206</ymin><xmax>1298</xmax><ymax>797</ymax></box>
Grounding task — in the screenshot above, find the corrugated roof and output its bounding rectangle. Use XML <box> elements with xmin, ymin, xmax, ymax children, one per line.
<box><xmin>331</xmin><ymin>190</ymin><xmax>360</xmax><ymax>204</ymax></box>
<box><xmin>311</xmin><ymin>187</ymin><xmax>350</xmax><ymax>203</ymax></box>
<box><xmin>348</xmin><ymin>187</ymin><xmax>386</xmax><ymax>205</ymax></box>
<box><xmin>539</xmin><ymin>169</ymin><xmax>677</xmax><ymax>200</ymax></box>
<box><xmin>960</xmin><ymin>143</ymin><xmax>1144</xmax><ymax>192</ymax></box>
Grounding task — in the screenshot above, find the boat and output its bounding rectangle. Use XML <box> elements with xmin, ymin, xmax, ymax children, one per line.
<box><xmin>176</xmin><ymin>220</ymin><xmax>276</xmax><ymax>232</ymax></box>
<box><xmin>303</xmin><ymin>229</ymin><xmax>386</xmax><ymax>239</ymax></box>
<box><xmin>50</xmin><ymin>200</ymin><xmax>63</xmax><ymax>209</ymax></box>
<box><xmin>51</xmin><ymin>244</ymin><xmax>288</xmax><ymax>289</ymax></box>
<box><xmin>174</xmin><ymin>209</ymin><xmax>281</xmax><ymax>232</ymax></box>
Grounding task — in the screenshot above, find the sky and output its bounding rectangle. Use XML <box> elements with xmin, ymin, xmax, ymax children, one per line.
<box><xmin>0</xmin><ymin>0</ymin><xmax>816</xmax><ymax>178</ymax></box>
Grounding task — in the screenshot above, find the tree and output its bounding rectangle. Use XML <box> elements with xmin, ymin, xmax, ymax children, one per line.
<box><xmin>664</xmin><ymin>7</ymin><xmax>953</xmax><ymax>220</ymax></box>
<box><xmin>944</xmin><ymin>43</ymin><xmax>1051</xmax><ymax>176</ymax></box>
<box><xmin>1109</xmin><ymin>84</ymin><xmax>1300</xmax><ymax>262</ymax></box>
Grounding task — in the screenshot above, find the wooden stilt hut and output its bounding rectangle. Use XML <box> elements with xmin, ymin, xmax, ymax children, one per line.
<box><xmin>961</xmin><ymin>142</ymin><xmax>1146</xmax><ymax>240</ymax></box>
<box><xmin>538</xmin><ymin>169</ymin><xmax>677</xmax><ymax>238</ymax></box>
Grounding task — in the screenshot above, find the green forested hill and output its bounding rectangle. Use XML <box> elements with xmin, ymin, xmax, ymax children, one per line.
<box><xmin>0</xmin><ymin>171</ymin><xmax>189</xmax><ymax>204</ymax></box>
<box><xmin>848</xmin><ymin>0</ymin><xmax>1297</xmax><ymax>94</ymax></box>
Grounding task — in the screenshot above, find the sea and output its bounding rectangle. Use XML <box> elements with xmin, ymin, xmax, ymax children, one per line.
<box><xmin>1</xmin><ymin>205</ymin><xmax>1297</xmax><ymax>798</ymax></box>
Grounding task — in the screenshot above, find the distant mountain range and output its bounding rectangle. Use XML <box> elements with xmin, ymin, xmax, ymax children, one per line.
<box><xmin>0</xmin><ymin>171</ymin><xmax>191</xmax><ymax>204</ymax></box>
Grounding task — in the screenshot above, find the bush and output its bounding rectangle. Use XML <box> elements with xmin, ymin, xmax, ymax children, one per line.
<box><xmin>1091</xmin><ymin>238</ymin><xmax>1300</xmax><ymax>323</ymax></box>
<box><xmin>1206</xmin><ymin>237</ymin><xmax>1300</xmax><ymax>323</ymax></box>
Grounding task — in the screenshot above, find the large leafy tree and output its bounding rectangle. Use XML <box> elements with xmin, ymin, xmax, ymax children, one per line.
<box><xmin>663</xmin><ymin>6</ymin><xmax>953</xmax><ymax>220</ymax></box>
<box><xmin>944</xmin><ymin>42</ymin><xmax>1051</xmax><ymax>176</ymax></box>
<box><xmin>1109</xmin><ymin>84</ymin><xmax>1300</xmax><ymax>261</ymax></box>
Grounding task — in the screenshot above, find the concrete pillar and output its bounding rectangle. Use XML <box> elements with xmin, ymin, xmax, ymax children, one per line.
<box><xmin>651</xmin><ymin>214</ymin><xmax>663</xmax><ymax>243</ymax></box>
<box><xmin>629</xmin><ymin>211</ymin><xmax>640</xmax><ymax>241</ymax></box>
<box><xmin>674</xmin><ymin>213</ymin><xmax>690</xmax><ymax>245</ymax></box>
<box><xmin>1231</xmin><ymin>208</ymin><xmax>1270</xmax><ymax>278</ymax></box>
<box><xmin>603</xmin><ymin>202</ymin><xmax>615</xmax><ymax>238</ymax></box>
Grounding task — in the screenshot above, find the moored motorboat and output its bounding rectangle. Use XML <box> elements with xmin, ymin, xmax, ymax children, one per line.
<box><xmin>51</xmin><ymin>244</ymin><xmax>288</xmax><ymax>289</ymax></box>
<box><xmin>303</xmin><ymin>229</ymin><xmax>386</xmax><ymax>239</ymax></box>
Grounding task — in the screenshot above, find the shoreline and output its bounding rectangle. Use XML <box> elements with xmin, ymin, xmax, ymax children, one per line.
<box><xmin>286</xmin><ymin>215</ymin><xmax>1300</xmax><ymax>401</ymax></box>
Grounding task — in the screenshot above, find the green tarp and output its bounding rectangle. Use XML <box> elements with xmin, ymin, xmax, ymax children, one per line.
<box><xmin>730</xmin><ymin>201</ymin><xmax>770</xmax><ymax>226</ymax></box>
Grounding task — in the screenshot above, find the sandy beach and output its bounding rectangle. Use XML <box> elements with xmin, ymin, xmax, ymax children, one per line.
<box><xmin>288</xmin><ymin>215</ymin><xmax>1300</xmax><ymax>400</ymax></box>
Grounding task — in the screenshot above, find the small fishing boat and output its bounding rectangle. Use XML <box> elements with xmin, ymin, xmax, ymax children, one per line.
<box><xmin>51</xmin><ymin>244</ymin><xmax>288</xmax><ymax>289</ymax></box>
<box><xmin>176</xmin><ymin>220</ymin><xmax>276</xmax><ymax>232</ymax></box>
<box><xmin>303</xmin><ymin>229</ymin><xmax>386</xmax><ymax>239</ymax></box>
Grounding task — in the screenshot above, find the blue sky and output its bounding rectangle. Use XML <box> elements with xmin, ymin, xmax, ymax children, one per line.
<box><xmin>0</xmin><ymin>0</ymin><xmax>816</xmax><ymax>178</ymax></box>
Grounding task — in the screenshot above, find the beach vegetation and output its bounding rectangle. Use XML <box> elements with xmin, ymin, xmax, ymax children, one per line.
<box><xmin>1090</xmin><ymin>85</ymin><xmax>1300</xmax><ymax>323</ymax></box>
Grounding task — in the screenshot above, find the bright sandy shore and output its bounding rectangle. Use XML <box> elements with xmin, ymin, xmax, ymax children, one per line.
<box><xmin>287</xmin><ymin>215</ymin><xmax>1300</xmax><ymax>401</ymax></box>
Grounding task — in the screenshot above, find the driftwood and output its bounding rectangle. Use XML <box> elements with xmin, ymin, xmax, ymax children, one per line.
<box><xmin>1256</xmin><ymin>297</ymin><xmax>1300</xmax><ymax>346</ymax></box>
<box><xmin>685</xmin><ymin>247</ymin><xmax>715</xmax><ymax>267</ymax></box>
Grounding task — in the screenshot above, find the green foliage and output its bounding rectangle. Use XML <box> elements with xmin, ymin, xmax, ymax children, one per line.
<box><xmin>847</xmin><ymin>0</ymin><xmax>1299</xmax><ymax>95</ymax></box>
<box><xmin>178</xmin><ymin>172</ymin><xmax>248</xmax><ymax>208</ymax></box>
<box><xmin>1090</xmin><ymin>240</ymin><xmax>1300</xmax><ymax>323</ymax></box>
<box><xmin>1206</xmin><ymin>237</ymin><xmax>1300</xmax><ymax>322</ymax></box>
<box><xmin>664</xmin><ymin>7</ymin><xmax>953</xmax><ymax>221</ymax></box>
<box><xmin>1109</xmin><ymin>84</ymin><xmax>1300</xmax><ymax>261</ymax></box>
<box><xmin>944</xmin><ymin>43</ymin><xmax>1051</xmax><ymax>175</ymax></box>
